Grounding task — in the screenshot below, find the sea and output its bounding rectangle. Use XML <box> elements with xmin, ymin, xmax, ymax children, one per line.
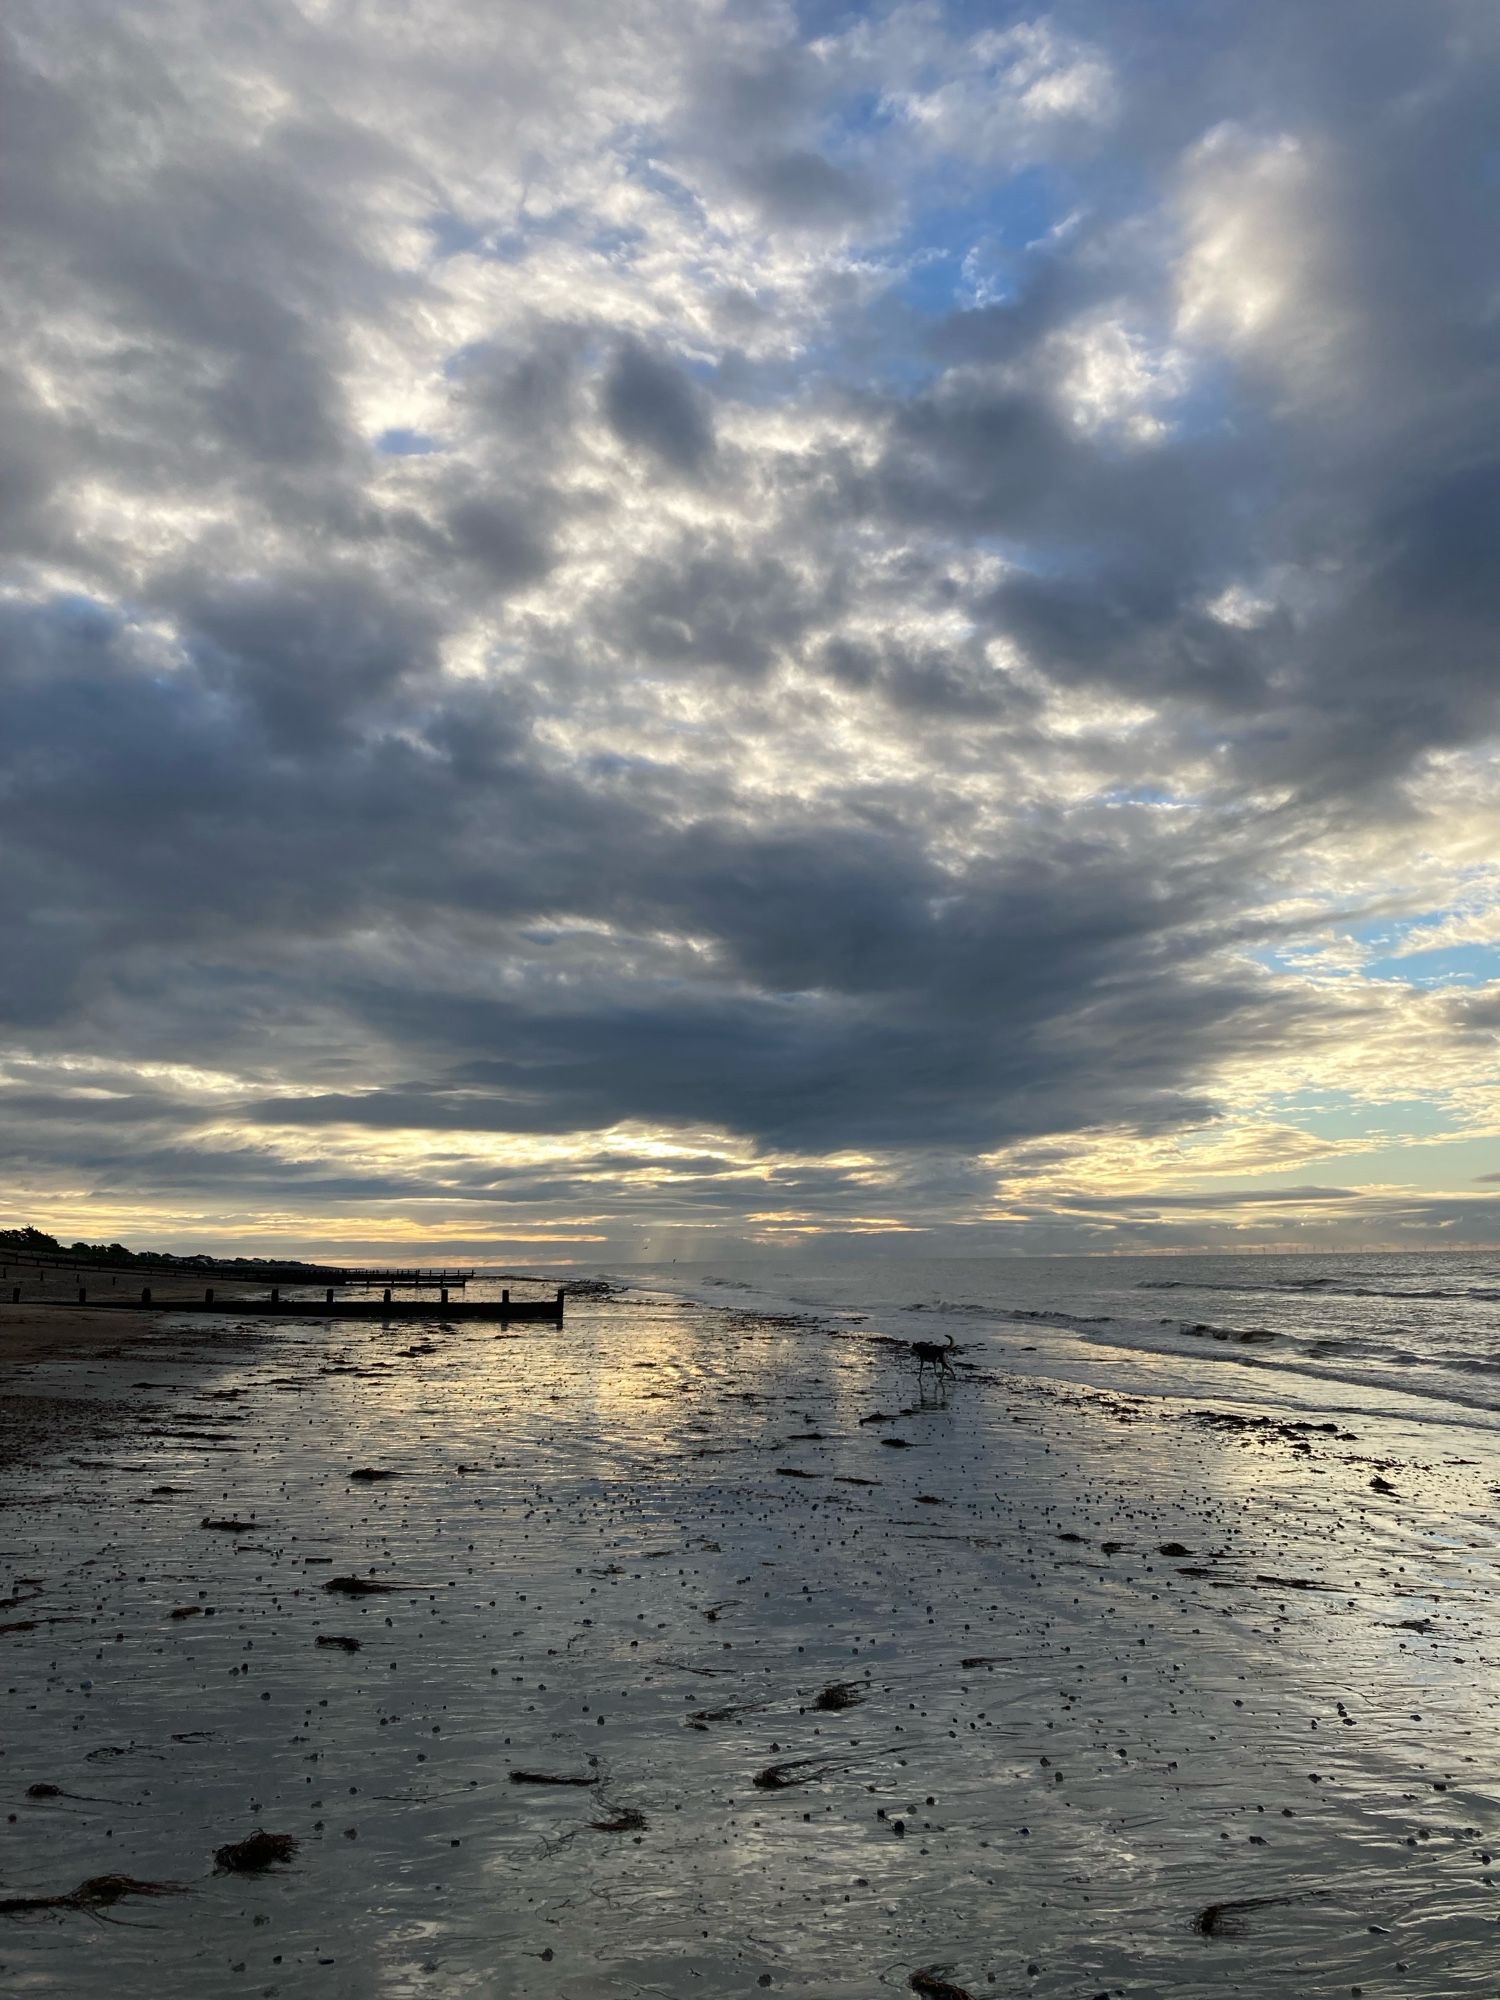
<box><xmin>585</xmin><ymin>1250</ymin><xmax>1500</xmax><ymax>1433</ymax></box>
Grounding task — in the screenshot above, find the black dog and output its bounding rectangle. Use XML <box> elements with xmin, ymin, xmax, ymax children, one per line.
<box><xmin>910</xmin><ymin>1333</ymin><xmax>957</xmax><ymax>1383</ymax></box>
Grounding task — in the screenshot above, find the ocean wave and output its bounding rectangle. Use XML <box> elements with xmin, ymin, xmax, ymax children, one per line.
<box><xmin>1061</xmin><ymin>1315</ymin><xmax>1500</xmax><ymax>1422</ymax></box>
<box><xmin>904</xmin><ymin>1296</ymin><xmax>1120</xmax><ymax>1328</ymax></box>
<box><xmin>906</xmin><ymin>1300</ymin><xmax>1115</xmax><ymax>1323</ymax></box>
<box><xmin>1004</xmin><ymin>1306</ymin><xmax>1116</xmax><ymax>1325</ymax></box>
<box><xmin>1138</xmin><ymin>1277</ymin><xmax>1500</xmax><ymax>1302</ymax></box>
<box><xmin>905</xmin><ymin>1299</ymin><xmax>1002</xmax><ymax>1315</ymax></box>
<box><xmin>1178</xmin><ymin>1321</ymin><xmax>1278</xmax><ymax>1345</ymax></box>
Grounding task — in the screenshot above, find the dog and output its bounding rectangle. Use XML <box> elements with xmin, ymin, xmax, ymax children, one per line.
<box><xmin>910</xmin><ymin>1332</ymin><xmax>958</xmax><ymax>1383</ymax></box>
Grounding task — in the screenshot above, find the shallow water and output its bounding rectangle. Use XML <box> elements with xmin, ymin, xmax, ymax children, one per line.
<box><xmin>3</xmin><ymin>1295</ymin><xmax>1500</xmax><ymax>1997</ymax></box>
<box><xmin>613</xmin><ymin>1253</ymin><xmax>1500</xmax><ymax>1431</ymax></box>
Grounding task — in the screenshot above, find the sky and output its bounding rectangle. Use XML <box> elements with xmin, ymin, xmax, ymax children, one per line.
<box><xmin>2</xmin><ymin>0</ymin><xmax>1499</xmax><ymax>1264</ymax></box>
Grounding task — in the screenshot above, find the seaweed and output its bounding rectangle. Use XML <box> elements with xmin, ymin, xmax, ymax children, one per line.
<box><xmin>753</xmin><ymin>1757</ymin><xmax>831</xmax><ymax>1790</ymax></box>
<box><xmin>213</xmin><ymin>1831</ymin><xmax>298</xmax><ymax>1873</ymax></box>
<box><xmin>811</xmin><ymin>1681</ymin><xmax>864</xmax><ymax>1712</ymax></box>
<box><xmin>1193</xmin><ymin>1890</ymin><xmax>1328</xmax><ymax>1937</ymax></box>
<box><xmin>0</xmin><ymin>1875</ymin><xmax>186</xmax><ymax>1920</ymax></box>
<box><xmin>910</xmin><ymin>1971</ymin><xmax>975</xmax><ymax>2000</ymax></box>
<box><xmin>688</xmin><ymin>1698</ymin><xmax>771</xmax><ymax>1725</ymax></box>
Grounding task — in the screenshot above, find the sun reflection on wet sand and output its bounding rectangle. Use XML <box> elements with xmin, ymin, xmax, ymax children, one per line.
<box><xmin>2</xmin><ymin>1295</ymin><xmax>1498</xmax><ymax>1997</ymax></box>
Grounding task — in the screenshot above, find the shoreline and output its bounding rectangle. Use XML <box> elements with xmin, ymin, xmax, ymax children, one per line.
<box><xmin>617</xmin><ymin>1255</ymin><xmax>1500</xmax><ymax>1440</ymax></box>
<box><xmin>2</xmin><ymin>1288</ymin><xmax>1498</xmax><ymax>1996</ymax></box>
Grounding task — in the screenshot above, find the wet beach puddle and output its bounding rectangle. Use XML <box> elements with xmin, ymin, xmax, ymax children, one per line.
<box><xmin>2</xmin><ymin>1301</ymin><xmax>1499</xmax><ymax>1996</ymax></box>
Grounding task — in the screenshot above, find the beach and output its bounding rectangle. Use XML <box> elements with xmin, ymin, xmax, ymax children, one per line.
<box><xmin>3</xmin><ymin>1267</ymin><xmax>1499</xmax><ymax>1997</ymax></box>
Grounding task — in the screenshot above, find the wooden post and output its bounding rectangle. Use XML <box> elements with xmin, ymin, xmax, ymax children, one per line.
<box><xmin>78</xmin><ymin>1286</ymin><xmax>86</xmax><ymax>1304</ymax></box>
<box><xmin>141</xmin><ymin>1286</ymin><xmax>151</xmax><ymax>1306</ymax></box>
<box><xmin>270</xmin><ymin>1287</ymin><xmax>279</xmax><ymax>1306</ymax></box>
<box><xmin>556</xmin><ymin>1286</ymin><xmax>565</xmax><ymax>1314</ymax></box>
<box><xmin>11</xmin><ymin>1285</ymin><xmax>19</xmax><ymax>1303</ymax></box>
<box><xmin>440</xmin><ymin>1286</ymin><xmax>449</xmax><ymax>1305</ymax></box>
<box><xmin>326</xmin><ymin>1287</ymin><xmax>334</xmax><ymax>1305</ymax></box>
<box><xmin>205</xmin><ymin>1288</ymin><xmax>215</xmax><ymax>1305</ymax></box>
<box><xmin>502</xmin><ymin>1287</ymin><xmax>510</xmax><ymax>1308</ymax></box>
<box><xmin>383</xmin><ymin>1287</ymin><xmax>392</xmax><ymax>1305</ymax></box>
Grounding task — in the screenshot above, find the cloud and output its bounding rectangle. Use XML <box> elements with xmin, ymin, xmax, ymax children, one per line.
<box><xmin>1</xmin><ymin>0</ymin><xmax>1497</xmax><ymax>1254</ymax></box>
<box><xmin>741</xmin><ymin>149</ymin><xmax>882</xmax><ymax>230</ymax></box>
<box><xmin>885</xmin><ymin>17</ymin><xmax>1117</xmax><ymax>164</ymax></box>
<box><xmin>602</xmin><ymin>338</ymin><xmax>716</xmax><ymax>474</ymax></box>
<box><xmin>183</xmin><ymin>572</ymin><xmax>440</xmax><ymax>747</ymax></box>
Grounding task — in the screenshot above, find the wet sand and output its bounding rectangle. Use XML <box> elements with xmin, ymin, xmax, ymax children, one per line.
<box><xmin>2</xmin><ymin>1294</ymin><xmax>1498</xmax><ymax>1997</ymax></box>
<box><xmin>0</xmin><ymin>1258</ymin><xmax>261</xmax><ymax>1368</ymax></box>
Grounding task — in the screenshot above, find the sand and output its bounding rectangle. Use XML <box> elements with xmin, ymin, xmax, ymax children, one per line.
<box><xmin>0</xmin><ymin>1259</ymin><xmax>261</xmax><ymax>1467</ymax></box>
<box><xmin>1</xmin><ymin>1291</ymin><xmax>1498</xmax><ymax>1997</ymax></box>
<box><xmin>0</xmin><ymin>1256</ymin><xmax>265</xmax><ymax>1369</ymax></box>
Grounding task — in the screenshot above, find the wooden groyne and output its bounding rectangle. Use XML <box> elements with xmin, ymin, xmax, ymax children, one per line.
<box><xmin>8</xmin><ymin>1285</ymin><xmax>564</xmax><ymax>1322</ymax></box>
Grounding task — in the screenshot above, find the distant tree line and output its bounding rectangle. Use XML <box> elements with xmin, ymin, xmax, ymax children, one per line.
<box><xmin>0</xmin><ymin>1225</ymin><xmax>336</xmax><ymax>1275</ymax></box>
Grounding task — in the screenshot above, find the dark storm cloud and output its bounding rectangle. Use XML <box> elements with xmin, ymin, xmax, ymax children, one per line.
<box><xmin>2</xmin><ymin>38</ymin><xmax>363</xmax><ymax>488</ymax></box>
<box><xmin>0</xmin><ymin>365</ymin><xmax>72</xmax><ymax>555</ymax></box>
<box><xmin>183</xmin><ymin>573</ymin><xmax>440</xmax><ymax>747</ymax></box>
<box><xmin>602</xmin><ymin>339</ymin><xmax>716</xmax><ymax>474</ymax></box>
<box><xmin>818</xmin><ymin>633</ymin><xmax>1036</xmax><ymax>719</ymax></box>
<box><xmin>1</xmin><ymin>0</ymin><xmax>1496</xmax><ymax>1246</ymax></box>
<box><xmin>984</xmin><ymin>571</ymin><xmax>1267</xmax><ymax>711</ymax></box>
<box><xmin>443</xmin><ymin>495</ymin><xmax>555</xmax><ymax>592</ymax></box>
<box><xmin>0</xmin><ymin>578</ymin><xmax>1288</xmax><ymax>1161</ymax></box>
<box><xmin>214</xmin><ymin>812</ymin><xmax>1288</xmax><ymax>1157</ymax></box>
<box><xmin>453</xmin><ymin>327</ymin><xmax>587</xmax><ymax>448</ymax></box>
<box><xmin>742</xmin><ymin>149</ymin><xmax>881</xmax><ymax>229</ymax></box>
<box><xmin>611</xmin><ymin>542</ymin><xmax>825</xmax><ymax>678</ymax></box>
